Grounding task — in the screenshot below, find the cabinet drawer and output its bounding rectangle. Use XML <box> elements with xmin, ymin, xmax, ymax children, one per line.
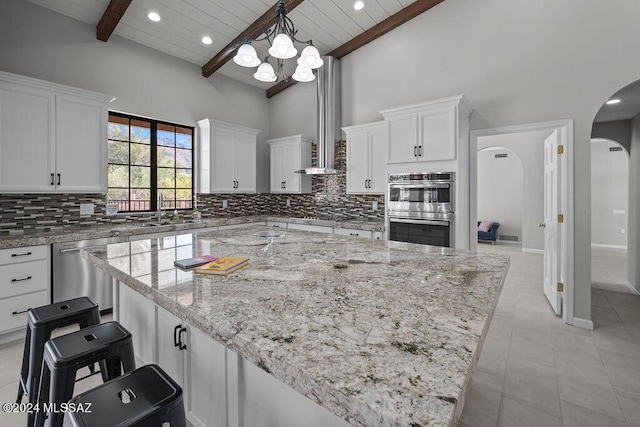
<box><xmin>0</xmin><ymin>291</ymin><xmax>48</xmax><ymax>333</ymax></box>
<box><xmin>333</xmin><ymin>228</ymin><xmax>372</xmax><ymax>239</ymax></box>
<box><xmin>0</xmin><ymin>245</ymin><xmax>48</xmax><ymax>265</ymax></box>
<box><xmin>266</xmin><ymin>222</ymin><xmax>288</xmax><ymax>229</ymax></box>
<box><xmin>0</xmin><ymin>260</ymin><xmax>48</xmax><ymax>299</ymax></box>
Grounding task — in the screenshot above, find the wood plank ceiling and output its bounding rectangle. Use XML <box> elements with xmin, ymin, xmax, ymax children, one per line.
<box><xmin>26</xmin><ymin>0</ymin><xmax>437</xmax><ymax>96</ymax></box>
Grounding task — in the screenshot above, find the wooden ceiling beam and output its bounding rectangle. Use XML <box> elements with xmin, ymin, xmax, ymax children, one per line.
<box><xmin>266</xmin><ymin>0</ymin><xmax>445</xmax><ymax>98</ymax></box>
<box><xmin>96</xmin><ymin>0</ymin><xmax>133</xmax><ymax>42</ymax></box>
<box><xmin>202</xmin><ymin>0</ymin><xmax>305</xmax><ymax>78</ymax></box>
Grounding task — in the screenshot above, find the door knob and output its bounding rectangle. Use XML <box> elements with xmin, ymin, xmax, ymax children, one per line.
<box><xmin>538</xmin><ymin>223</ymin><xmax>546</xmax><ymax>228</ymax></box>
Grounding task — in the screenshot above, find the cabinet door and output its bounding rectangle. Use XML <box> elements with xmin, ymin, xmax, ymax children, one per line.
<box><xmin>118</xmin><ymin>283</ymin><xmax>156</xmax><ymax>367</ymax></box>
<box><xmin>211</xmin><ymin>127</ymin><xmax>236</xmax><ymax>192</ymax></box>
<box><xmin>234</xmin><ymin>131</ymin><xmax>256</xmax><ymax>192</ymax></box>
<box><xmin>156</xmin><ymin>306</ymin><xmax>186</xmax><ymax>388</ymax></box>
<box><xmin>270</xmin><ymin>143</ymin><xmax>285</xmax><ymax>193</ymax></box>
<box><xmin>55</xmin><ymin>95</ymin><xmax>107</xmax><ymax>192</ymax></box>
<box><xmin>418</xmin><ymin>107</ymin><xmax>456</xmax><ymax>161</ymax></box>
<box><xmin>346</xmin><ymin>131</ymin><xmax>369</xmax><ymax>194</ymax></box>
<box><xmin>386</xmin><ymin>113</ymin><xmax>418</xmax><ymax>164</ymax></box>
<box><xmin>368</xmin><ymin>126</ymin><xmax>387</xmax><ymax>194</ymax></box>
<box><xmin>187</xmin><ymin>327</ymin><xmax>227</xmax><ymax>427</ymax></box>
<box><xmin>282</xmin><ymin>142</ymin><xmax>301</xmax><ymax>193</ymax></box>
<box><xmin>0</xmin><ymin>82</ymin><xmax>55</xmax><ymax>192</ymax></box>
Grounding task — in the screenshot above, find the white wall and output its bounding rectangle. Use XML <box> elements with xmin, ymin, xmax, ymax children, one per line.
<box><xmin>477</xmin><ymin>148</ymin><xmax>523</xmax><ymax>242</ymax></box>
<box><xmin>477</xmin><ymin>130</ymin><xmax>549</xmax><ymax>250</ymax></box>
<box><xmin>590</xmin><ymin>139</ymin><xmax>628</xmax><ymax>248</ymax></box>
<box><xmin>628</xmin><ymin>115</ymin><xmax>640</xmax><ymax>292</ymax></box>
<box><xmin>270</xmin><ymin>0</ymin><xmax>640</xmax><ymax>322</ymax></box>
<box><xmin>0</xmin><ymin>0</ymin><xmax>271</xmax><ymax>192</ymax></box>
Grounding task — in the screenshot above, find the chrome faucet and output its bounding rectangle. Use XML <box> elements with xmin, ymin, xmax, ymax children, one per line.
<box><xmin>157</xmin><ymin>193</ymin><xmax>164</xmax><ymax>222</ymax></box>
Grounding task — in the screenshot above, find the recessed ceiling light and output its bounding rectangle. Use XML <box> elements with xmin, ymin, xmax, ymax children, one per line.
<box><xmin>202</xmin><ymin>36</ymin><xmax>212</xmax><ymax>45</ymax></box>
<box><xmin>606</xmin><ymin>98</ymin><xmax>621</xmax><ymax>105</ymax></box>
<box><xmin>147</xmin><ymin>12</ymin><xmax>161</xmax><ymax>22</ymax></box>
<box><xmin>354</xmin><ymin>1</ymin><xmax>364</xmax><ymax>11</ymax></box>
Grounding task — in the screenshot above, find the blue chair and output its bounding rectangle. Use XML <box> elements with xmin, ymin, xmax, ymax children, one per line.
<box><xmin>478</xmin><ymin>221</ymin><xmax>500</xmax><ymax>244</ymax></box>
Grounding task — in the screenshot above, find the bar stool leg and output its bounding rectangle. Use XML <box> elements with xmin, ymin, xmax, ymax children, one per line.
<box><xmin>34</xmin><ymin>363</ymin><xmax>51</xmax><ymax>427</ymax></box>
<box><xmin>45</xmin><ymin>368</ymin><xmax>75</xmax><ymax>427</ymax></box>
<box><xmin>17</xmin><ymin>326</ymin><xmax>32</xmax><ymax>403</ymax></box>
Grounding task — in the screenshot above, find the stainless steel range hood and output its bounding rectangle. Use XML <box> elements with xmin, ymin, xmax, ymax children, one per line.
<box><xmin>296</xmin><ymin>56</ymin><xmax>342</xmax><ymax>175</ymax></box>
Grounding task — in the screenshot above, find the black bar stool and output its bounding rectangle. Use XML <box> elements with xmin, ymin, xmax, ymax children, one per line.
<box><xmin>62</xmin><ymin>364</ymin><xmax>186</xmax><ymax>427</ymax></box>
<box><xmin>35</xmin><ymin>321</ymin><xmax>135</xmax><ymax>427</ymax></box>
<box><xmin>17</xmin><ymin>297</ymin><xmax>100</xmax><ymax>427</ymax></box>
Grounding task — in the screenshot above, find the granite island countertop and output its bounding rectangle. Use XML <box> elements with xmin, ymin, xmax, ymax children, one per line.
<box><xmin>0</xmin><ymin>215</ymin><xmax>383</xmax><ymax>249</ymax></box>
<box><xmin>83</xmin><ymin>224</ymin><xmax>509</xmax><ymax>426</ymax></box>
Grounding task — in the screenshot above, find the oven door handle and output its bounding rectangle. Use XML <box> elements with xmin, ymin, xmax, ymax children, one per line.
<box><xmin>388</xmin><ymin>183</ymin><xmax>451</xmax><ymax>189</ymax></box>
<box><xmin>390</xmin><ymin>218</ymin><xmax>449</xmax><ymax>226</ymax></box>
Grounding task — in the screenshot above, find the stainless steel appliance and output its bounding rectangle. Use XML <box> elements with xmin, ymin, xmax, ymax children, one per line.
<box><xmin>52</xmin><ymin>237</ymin><xmax>126</xmax><ymax>311</ymax></box>
<box><xmin>388</xmin><ymin>172</ymin><xmax>455</xmax><ymax>247</ymax></box>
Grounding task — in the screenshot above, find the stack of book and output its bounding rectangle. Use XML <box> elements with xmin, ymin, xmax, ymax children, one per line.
<box><xmin>195</xmin><ymin>257</ymin><xmax>250</xmax><ymax>276</ymax></box>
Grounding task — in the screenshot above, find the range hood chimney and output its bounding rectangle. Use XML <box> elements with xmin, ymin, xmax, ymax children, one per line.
<box><xmin>296</xmin><ymin>56</ymin><xmax>342</xmax><ymax>175</ymax></box>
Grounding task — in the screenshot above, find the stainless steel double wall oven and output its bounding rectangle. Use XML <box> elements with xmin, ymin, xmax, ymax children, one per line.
<box><xmin>388</xmin><ymin>172</ymin><xmax>455</xmax><ymax>248</ymax></box>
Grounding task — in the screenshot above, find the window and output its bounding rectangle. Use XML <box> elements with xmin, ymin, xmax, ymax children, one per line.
<box><xmin>107</xmin><ymin>112</ymin><xmax>194</xmax><ymax>212</ymax></box>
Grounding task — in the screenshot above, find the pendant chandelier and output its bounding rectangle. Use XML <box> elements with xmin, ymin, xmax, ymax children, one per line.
<box><xmin>232</xmin><ymin>0</ymin><xmax>324</xmax><ymax>83</ymax></box>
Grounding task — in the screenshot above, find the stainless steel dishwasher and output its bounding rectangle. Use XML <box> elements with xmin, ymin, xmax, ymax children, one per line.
<box><xmin>52</xmin><ymin>236</ymin><xmax>126</xmax><ymax>311</ymax></box>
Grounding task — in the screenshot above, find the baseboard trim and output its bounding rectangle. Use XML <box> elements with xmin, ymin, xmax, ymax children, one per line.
<box><xmin>591</xmin><ymin>243</ymin><xmax>627</xmax><ymax>250</ymax></box>
<box><xmin>624</xmin><ymin>281</ymin><xmax>640</xmax><ymax>295</ymax></box>
<box><xmin>572</xmin><ymin>317</ymin><xmax>594</xmax><ymax>330</ymax></box>
<box><xmin>522</xmin><ymin>248</ymin><xmax>544</xmax><ymax>254</ymax></box>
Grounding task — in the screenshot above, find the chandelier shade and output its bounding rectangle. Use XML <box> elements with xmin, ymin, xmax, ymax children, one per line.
<box><xmin>232</xmin><ymin>0</ymin><xmax>323</xmax><ymax>83</ymax></box>
<box><xmin>233</xmin><ymin>44</ymin><xmax>261</xmax><ymax>67</ymax></box>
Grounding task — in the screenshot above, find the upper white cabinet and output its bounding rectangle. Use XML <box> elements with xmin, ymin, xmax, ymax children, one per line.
<box><xmin>0</xmin><ymin>71</ymin><xmax>111</xmax><ymax>193</ymax></box>
<box><xmin>380</xmin><ymin>95</ymin><xmax>471</xmax><ymax>164</ymax></box>
<box><xmin>343</xmin><ymin>121</ymin><xmax>387</xmax><ymax>194</ymax></box>
<box><xmin>197</xmin><ymin>118</ymin><xmax>260</xmax><ymax>194</ymax></box>
<box><xmin>268</xmin><ymin>135</ymin><xmax>312</xmax><ymax>194</ymax></box>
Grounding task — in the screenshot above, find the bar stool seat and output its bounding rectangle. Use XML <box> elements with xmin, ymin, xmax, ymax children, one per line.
<box><xmin>17</xmin><ymin>297</ymin><xmax>100</xmax><ymax>427</ymax></box>
<box><xmin>36</xmin><ymin>321</ymin><xmax>135</xmax><ymax>427</ymax></box>
<box><xmin>62</xmin><ymin>364</ymin><xmax>186</xmax><ymax>427</ymax></box>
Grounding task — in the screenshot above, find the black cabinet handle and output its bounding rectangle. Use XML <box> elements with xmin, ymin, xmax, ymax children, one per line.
<box><xmin>419</xmin><ymin>146</ymin><xmax>423</xmax><ymax>157</ymax></box>
<box><xmin>173</xmin><ymin>324</ymin><xmax>181</xmax><ymax>348</ymax></box>
<box><xmin>57</xmin><ymin>173</ymin><xmax>61</xmax><ymax>186</ymax></box>
<box><xmin>50</xmin><ymin>173</ymin><xmax>54</xmax><ymax>186</ymax></box>
<box><xmin>178</xmin><ymin>326</ymin><xmax>187</xmax><ymax>350</ymax></box>
<box><xmin>283</xmin><ymin>181</ymin><xmax>286</xmax><ymax>189</ymax></box>
<box><xmin>12</xmin><ymin>309</ymin><xmax>30</xmax><ymax>316</ymax></box>
<box><xmin>11</xmin><ymin>276</ymin><xmax>32</xmax><ymax>283</ymax></box>
<box><xmin>349</xmin><ymin>233</ymin><xmax>359</xmax><ymax>236</ymax></box>
<box><xmin>11</xmin><ymin>252</ymin><xmax>32</xmax><ymax>258</ymax></box>
<box><xmin>414</xmin><ymin>146</ymin><xmax>417</xmax><ymax>157</ymax></box>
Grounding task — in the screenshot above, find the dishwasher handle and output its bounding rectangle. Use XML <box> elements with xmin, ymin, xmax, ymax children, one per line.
<box><xmin>59</xmin><ymin>247</ymin><xmax>82</xmax><ymax>254</ymax></box>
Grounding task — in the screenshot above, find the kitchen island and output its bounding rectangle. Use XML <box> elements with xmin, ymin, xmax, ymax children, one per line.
<box><xmin>83</xmin><ymin>224</ymin><xmax>509</xmax><ymax>427</ymax></box>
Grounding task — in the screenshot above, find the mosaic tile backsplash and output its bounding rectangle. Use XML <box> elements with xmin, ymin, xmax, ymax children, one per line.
<box><xmin>0</xmin><ymin>142</ymin><xmax>385</xmax><ymax>235</ymax></box>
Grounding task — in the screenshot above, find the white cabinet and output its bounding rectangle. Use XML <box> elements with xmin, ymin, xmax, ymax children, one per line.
<box><xmin>343</xmin><ymin>121</ymin><xmax>387</xmax><ymax>194</ymax></box>
<box><xmin>156</xmin><ymin>307</ymin><xmax>186</xmax><ymax>389</ymax></box>
<box><xmin>0</xmin><ymin>245</ymin><xmax>49</xmax><ymax>338</ymax></box>
<box><xmin>268</xmin><ymin>135</ymin><xmax>312</xmax><ymax>193</ymax></box>
<box><xmin>286</xmin><ymin>223</ymin><xmax>333</xmax><ymax>234</ymax></box>
<box><xmin>381</xmin><ymin>95</ymin><xmax>471</xmax><ymax>164</ymax></box>
<box><xmin>197</xmin><ymin>118</ymin><xmax>260</xmax><ymax>194</ymax></box>
<box><xmin>187</xmin><ymin>327</ymin><xmax>227</xmax><ymax>427</ymax></box>
<box><xmin>333</xmin><ymin>227</ymin><xmax>372</xmax><ymax>238</ymax></box>
<box><xmin>117</xmin><ymin>283</ymin><xmax>156</xmax><ymax>367</ymax></box>
<box><xmin>55</xmin><ymin>95</ymin><xmax>108</xmax><ymax>192</ymax></box>
<box><xmin>0</xmin><ymin>71</ymin><xmax>111</xmax><ymax>193</ymax></box>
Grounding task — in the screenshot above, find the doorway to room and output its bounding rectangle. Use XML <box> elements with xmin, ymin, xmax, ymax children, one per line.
<box><xmin>590</xmin><ymin>138</ymin><xmax>630</xmax><ymax>294</ymax></box>
<box><xmin>470</xmin><ymin>119</ymin><xmax>576</xmax><ymax>326</ymax></box>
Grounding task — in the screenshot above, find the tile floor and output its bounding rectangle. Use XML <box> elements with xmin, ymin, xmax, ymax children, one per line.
<box><xmin>460</xmin><ymin>242</ymin><xmax>640</xmax><ymax>427</ymax></box>
<box><xmin>0</xmin><ymin>245</ymin><xmax>636</xmax><ymax>427</ymax></box>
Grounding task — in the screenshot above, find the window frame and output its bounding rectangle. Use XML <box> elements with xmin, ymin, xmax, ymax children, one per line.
<box><xmin>107</xmin><ymin>111</ymin><xmax>195</xmax><ymax>213</ymax></box>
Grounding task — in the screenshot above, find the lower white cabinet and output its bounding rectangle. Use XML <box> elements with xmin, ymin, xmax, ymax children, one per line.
<box><xmin>286</xmin><ymin>223</ymin><xmax>333</xmax><ymax>234</ymax></box>
<box><xmin>187</xmin><ymin>327</ymin><xmax>227</xmax><ymax>427</ymax></box>
<box><xmin>117</xmin><ymin>284</ymin><xmax>155</xmax><ymax>367</ymax></box>
<box><xmin>0</xmin><ymin>245</ymin><xmax>50</xmax><ymax>338</ymax></box>
<box><xmin>333</xmin><ymin>227</ymin><xmax>372</xmax><ymax>238</ymax></box>
<box><xmin>116</xmin><ymin>283</ymin><xmax>227</xmax><ymax>427</ymax></box>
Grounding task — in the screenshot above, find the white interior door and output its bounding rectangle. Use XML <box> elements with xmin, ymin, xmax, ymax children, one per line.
<box><xmin>543</xmin><ymin>130</ymin><xmax>562</xmax><ymax>315</ymax></box>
